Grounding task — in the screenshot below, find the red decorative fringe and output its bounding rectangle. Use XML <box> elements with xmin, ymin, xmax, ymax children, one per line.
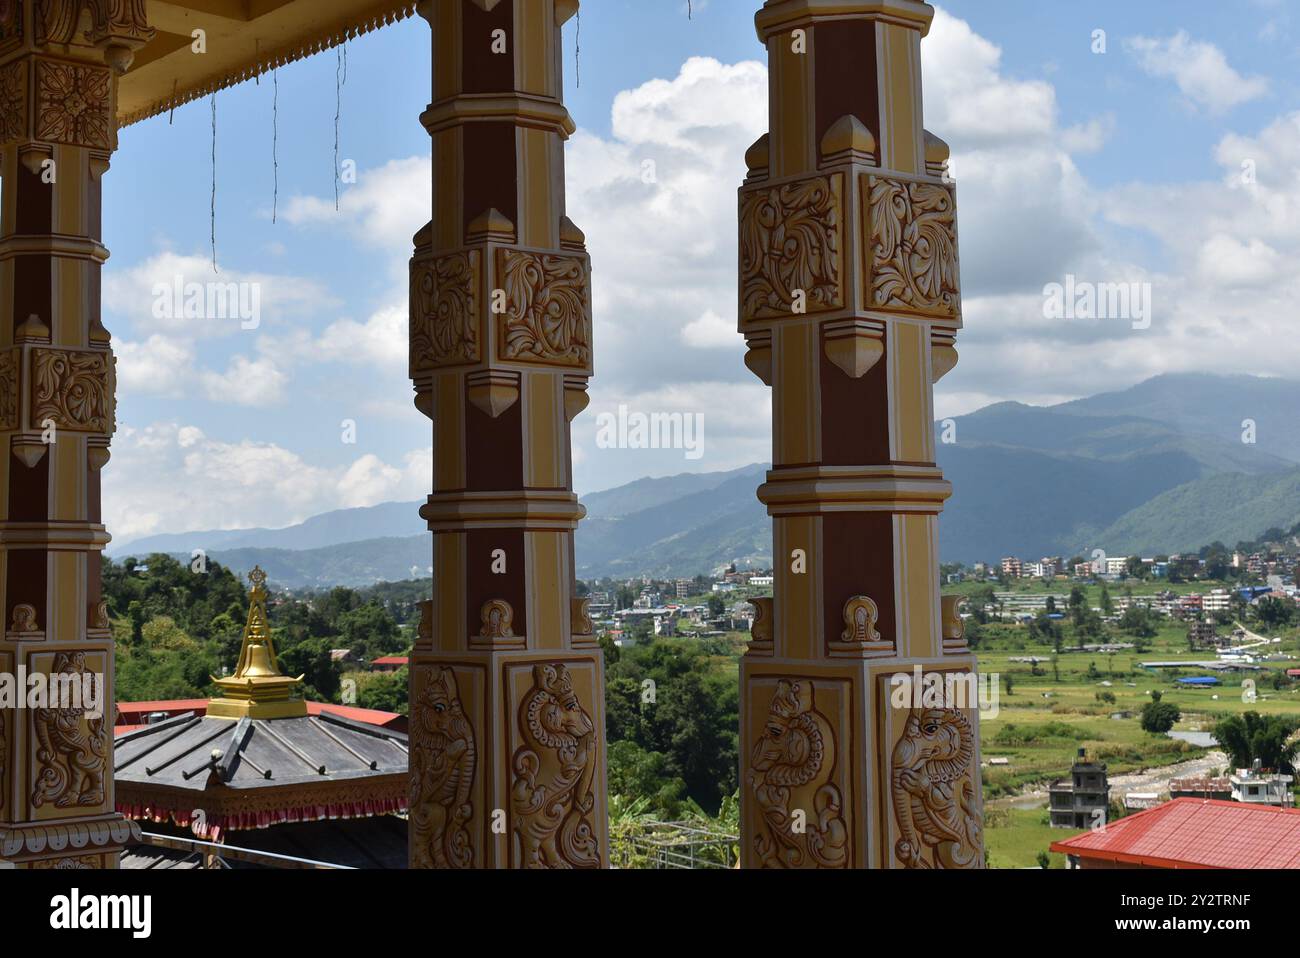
<box><xmin>118</xmin><ymin>798</ymin><xmax>408</xmax><ymax>843</ymax></box>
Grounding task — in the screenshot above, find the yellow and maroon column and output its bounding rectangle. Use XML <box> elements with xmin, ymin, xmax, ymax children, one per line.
<box><xmin>408</xmin><ymin>0</ymin><xmax>606</xmax><ymax>868</ymax></box>
<box><xmin>0</xmin><ymin>1</ymin><xmax>150</xmax><ymax>867</ymax></box>
<box><xmin>739</xmin><ymin>0</ymin><xmax>983</xmax><ymax>868</ymax></box>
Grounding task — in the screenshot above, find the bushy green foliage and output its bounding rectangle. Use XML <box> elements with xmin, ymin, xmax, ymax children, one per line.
<box><xmin>604</xmin><ymin>636</ymin><xmax>740</xmax><ymax>817</ymax></box>
<box><xmin>1213</xmin><ymin>711</ymin><xmax>1300</xmax><ymax>775</ymax></box>
<box><xmin>104</xmin><ymin>555</ymin><xmax>410</xmax><ymax>709</ymax></box>
<box><xmin>1140</xmin><ymin>700</ymin><xmax>1181</xmax><ymax>734</ymax></box>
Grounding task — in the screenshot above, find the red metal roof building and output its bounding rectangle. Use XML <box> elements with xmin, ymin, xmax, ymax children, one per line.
<box><xmin>1051</xmin><ymin>798</ymin><xmax>1300</xmax><ymax>869</ymax></box>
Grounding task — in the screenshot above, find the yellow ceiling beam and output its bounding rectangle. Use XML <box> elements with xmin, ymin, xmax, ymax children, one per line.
<box><xmin>118</xmin><ymin>0</ymin><xmax>416</xmax><ymax>127</ymax></box>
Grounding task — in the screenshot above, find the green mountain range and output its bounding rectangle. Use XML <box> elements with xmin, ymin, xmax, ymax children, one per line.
<box><xmin>111</xmin><ymin>374</ymin><xmax>1300</xmax><ymax>585</ymax></box>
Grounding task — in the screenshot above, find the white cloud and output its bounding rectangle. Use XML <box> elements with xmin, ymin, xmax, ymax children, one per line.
<box><xmin>680</xmin><ymin>309</ymin><xmax>735</xmax><ymax>349</ymax></box>
<box><xmin>1125</xmin><ymin>32</ymin><xmax>1268</xmax><ymax>114</ymax></box>
<box><xmin>104</xmin><ymin>422</ymin><xmax>431</xmax><ymax>543</ymax></box>
<box><xmin>103</xmin><ymin>250</ymin><xmax>335</xmax><ymax>339</ymax></box>
<box><xmin>199</xmin><ymin>354</ymin><xmax>289</xmax><ymax>406</ymax></box>
<box><xmin>281</xmin><ymin>156</ymin><xmax>431</xmax><ymax>256</ymax></box>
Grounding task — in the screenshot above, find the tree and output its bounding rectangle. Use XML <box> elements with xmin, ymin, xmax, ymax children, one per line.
<box><xmin>1099</xmin><ymin>584</ymin><xmax>1113</xmax><ymax>617</ymax></box>
<box><xmin>1212</xmin><ymin>712</ymin><xmax>1300</xmax><ymax>775</ymax></box>
<box><xmin>1119</xmin><ymin>605</ymin><xmax>1157</xmax><ymax>640</ymax></box>
<box><xmin>1140</xmin><ymin>700</ymin><xmax>1180</xmax><ymax>734</ymax></box>
<box><xmin>1253</xmin><ymin>596</ymin><xmax>1295</xmax><ymax>631</ymax></box>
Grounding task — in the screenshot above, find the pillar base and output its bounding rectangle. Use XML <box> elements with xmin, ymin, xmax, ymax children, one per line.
<box><xmin>741</xmin><ymin>654</ymin><xmax>983</xmax><ymax>869</ymax></box>
<box><xmin>409</xmin><ymin>648</ymin><xmax>608</xmax><ymax>869</ymax></box>
<box><xmin>0</xmin><ymin>812</ymin><xmax>140</xmax><ymax>869</ymax></box>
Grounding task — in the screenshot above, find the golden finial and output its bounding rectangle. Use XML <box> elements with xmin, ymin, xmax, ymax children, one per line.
<box><xmin>208</xmin><ymin>565</ymin><xmax>307</xmax><ymax>720</ymax></box>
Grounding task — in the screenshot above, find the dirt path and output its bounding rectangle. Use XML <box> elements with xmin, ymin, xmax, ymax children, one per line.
<box><xmin>989</xmin><ymin>750</ymin><xmax>1228</xmax><ymax>810</ymax></box>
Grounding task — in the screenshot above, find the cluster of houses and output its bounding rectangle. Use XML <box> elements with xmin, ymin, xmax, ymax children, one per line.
<box><xmin>986</xmin><ymin>550</ymin><xmax>1297</xmax><ymax>584</ymax></box>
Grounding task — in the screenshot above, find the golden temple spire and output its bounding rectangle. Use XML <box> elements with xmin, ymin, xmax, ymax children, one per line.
<box><xmin>209</xmin><ymin>566</ymin><xmax>307</xmax><ymax>720</ymax></box>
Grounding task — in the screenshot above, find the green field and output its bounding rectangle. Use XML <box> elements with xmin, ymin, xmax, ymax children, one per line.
<box><xmin>949</xmin><ymin>583</ymin><xmax>1300</xmax><ymax>867</ymax></box>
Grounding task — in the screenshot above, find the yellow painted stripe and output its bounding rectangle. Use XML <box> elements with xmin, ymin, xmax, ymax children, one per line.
<box><xmin>524</xmin><ymin>371</ymin><xmax>561</xmax><ymax>488</ymax></box>
<box><xmin>516</xmin><ymin>0</ymin><xmax>550</xmax><ymax>96</ymax></box>
<box><xmin>433</xmin><ymin>128</ymin><xmax>462</xmax><ymax>249</ymax></box>
<box><xmin>434</xmin><ymin>5</ymin><xmax>462</xmax><ymax>99</ymax></box>
<box><xmin>898</xmin><ymin>514</ymin><xmax>938</xmax><ymax>658</ymax></box>
<box><xmin>434</xmin><ymin>372</ymin><xmax>464</xmax><ymax>491</ymax></box>
<box><xmin>776</xmin><ymin>515</ymin><xmax>817</xmax><ymax>660</ymax></box>
<box><xmin>774</xmin><ymin>323</ymin><xmax>819</xmax><ymax>466</ymax></box>
<box><xmin>889</xmin><ymin>322</ymin><xmax>931</xmax><ymax>462</ymax></box>
<box><xmin>435</xmin><ymin>533</ymin><xmax>466</xmax><ymax>651</ymax></box>
<box><xmin>881</xmin><ymin>24</ymin><xmax>922</xmax><ymax>175</ymax></box>
<box><xmin>52</xmin><ymin>550</ymin><xmax>82</xmax><ymax>645</ymax></box>
<box><xmin>520</xmin><ymin>127</ymin><xmax>554</xmax><ymax>248</ymax></box>
<box><xmin>771</xmin><ymin>34</ymin><xmax>815</xmax><ymax>177</ymax></box>
<box><xmin>525</xmin><ymin>531</ymin><xmax>564</xmax><ymax>649</ymax></box>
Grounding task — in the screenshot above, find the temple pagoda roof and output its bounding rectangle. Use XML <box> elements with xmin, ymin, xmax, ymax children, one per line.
<box><xmin>114</xmin><ymin>565</ymin><xmax>410</xmax><ymax>840</ymax></box>
<box><xmin>118</xmin><ymin>0</ymin><xmax>419</xmax><ymax>127</ymax></box>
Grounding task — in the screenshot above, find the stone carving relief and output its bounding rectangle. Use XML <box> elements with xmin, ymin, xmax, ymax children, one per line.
<box><xmin>31</xmin><ymin>651</ymin><xmax>107</xmax><ymax>809</ymax></box>
<box><xmin>31</xmin><ymin>348</ymin><xmax>114</xmax><ymax>432</ymax></box>
<box><xmin>410</xmin><ymin>666</ymin><xmax>476</xmax><ymax>869</ymax></box>
<box><xmin>86</xmin><ymin>0</ymin><xmax>154</xmax><ymax>45</ymax></box>
<box><xmin>749</xmin><ymin>679</ymin><xmax>848</xmax><ymax>868</ymax></box>
<box><xmin>890</xmin><ymin>707</ymin><xmax>982</xmax><ymax>868</ymax></box>
<box><xmin>478</xmin><ymin>599</ymin><xmax>513</xmax><ymax>639</ymax></box>
<box><xmin>867</xmin><ymin>175</ymin><xmax>959</xmax><ymax>318</ymax></box>
<box><xmin>33</xmin><ymin>60</ymin><xmax>111</xmax><ymax>149</ymax></box>
<box><xmin>740</xmin><ymin>174</ymin><xmax>843</xmax><ymax>321</ymax></box>
<box><xmin>511</xmin><ymin>663</ymin><xmax>599</xmax><ymax>868</ymax></box>
<box><xmin>410</xmin><ymin>249</ymin><xmax>481</xmax><ymax>372</ymax></box>
<box><xmin>0</xmin><ymin>60</ymin><xmax>25</xmax><ymax>144</ymax></box>
<box><xmin>11</xmin><ymin>603</ymin><xmax>38</xmax><ymax>633</ymax></box>
<box><xmin>496</xmin><ymin>250</ymin><xmax>591</xmax><ymax>368</ymax></box>
<box><xmin>0</xmin><ymin>348</ymin><xmax>17</xmax><ymax>429</ymax></box>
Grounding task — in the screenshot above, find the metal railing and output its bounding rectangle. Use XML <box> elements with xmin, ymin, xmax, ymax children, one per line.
<box><xmin>610</xmin><ymin>820</ymin><xmax>739</xmax><ymax>870</ymax></box>
<box><xmin>133</xmin><ymin>831</ymin><xmax>354</xmax><ymax>870</ymax></box>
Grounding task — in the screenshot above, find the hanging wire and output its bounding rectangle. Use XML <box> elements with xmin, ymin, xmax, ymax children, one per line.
<box><xmin>210</xmin><ymin>94</ymin><xmax>218</xmax><ymax>273</ymax></box>
<box><xmin>168</xmin><ymin>78</ymin><xmax>177</xmax><ymax>125</ymax></box>
<box><xmin>272</xmin><ymin>69</ymin><xmax>279</xmax><ymax>225</ymax></box>
<box><xmin>575</xmin><ymin>9</ymin><xmax>580</xmax><ymax>88</ymax></box>
<box><xmin>334</xmin><ymin>44</ymin><xmax>347</xmax><ymax>211</ymax></box>
<box><xmin>688</xmin><ymin>0</ymin><xmax>692</xmax><ymax>19</ymax></box>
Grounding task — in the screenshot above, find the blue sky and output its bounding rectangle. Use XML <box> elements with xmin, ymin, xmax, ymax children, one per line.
<box><xmin>98</xmin><ymin>1</ymin><xmax>1300</xmax><ymax>542</ymax></box>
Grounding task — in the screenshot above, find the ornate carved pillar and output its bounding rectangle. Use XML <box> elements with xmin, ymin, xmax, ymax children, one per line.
<box><xmin>738</xmin><ymin>0</ymin><xmax>983</xmax><ymax>868</ymax></box>
<box><xmin>408</xmin><ymin>0</ymin><xmax>606</xmax><ymax>869</ymax></box>
<box><xmin>0</xmin><ymin>0</ymin><xmax>150</xmax><ymax>868</ymax></box>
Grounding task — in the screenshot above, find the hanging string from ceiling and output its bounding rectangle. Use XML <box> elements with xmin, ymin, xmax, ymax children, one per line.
<box><xmin>210</xmin><ymin>93</ymin><xmax>218</xmax><ymax>273</ymax></box>
<box><xmin>272</xmin><ymin>69</ymin><xmax>279</xmax><ymax>225</ymax></box>
<box><xmin>575</xmin><ymin>9</ymin><xmax>580</xmax><ymax>88</ymax></box>
<box><xmin>688</xmin><ymin>0</ymin><xmax>692</xmax><ymax>20</ymax></box>
<box><xmin>334</xmin><ymin>43</ymin><xmax>348</xmax><ymax>211</ymax></box>
<box><xmin>168</xmin><ymin>79</ymin><xmax>177</xmax><ymax>125</ymax></box>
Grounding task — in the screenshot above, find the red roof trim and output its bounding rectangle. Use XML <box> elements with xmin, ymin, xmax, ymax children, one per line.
<box><xmin>1050</xmin><ymin>798</ymin><xmax>1300</xmax><ymax>868</ymax></box>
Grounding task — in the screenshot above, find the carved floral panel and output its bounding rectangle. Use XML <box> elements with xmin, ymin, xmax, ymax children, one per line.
<box><xmin>740</xmin><ymin>173</ymin><xmax>844</xmax><ymax>322</ymax></box>
<box><xmin>31</xmin><ymin>348</ymin><xmax>114</xmax><ymax>433</ymax></box>
<box><xmin>496</xmin><ymin>250</ymin><xmax>592</xmax><ymax>368</ymax></box>
<box><xmin>866</xmin><ymin>175</ymin><xmax>960</xmax><ymax>318</ymax></box>
<box><xmin>410</xmin><ymin>249</ymin><xmax>481</xmax><ymax>373</ymax></box>
<box><xmin>34</xmin><ymin>59</ymin><xmax>111</xmax><ymax>149</ymax></box>
<box><xmin>0</xmin><ymin>60</ymin><xmax>26</xmax><ymax>144</ymax></box>
<box><xmin>0</xmin><ymin>0</ymin><xmax>21</xmax><ymax>62</ymax></box>
<box><xmin>0</xmin><ymin>348</ymin><xmax>18</xmax><ymax>430</ymax></box>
